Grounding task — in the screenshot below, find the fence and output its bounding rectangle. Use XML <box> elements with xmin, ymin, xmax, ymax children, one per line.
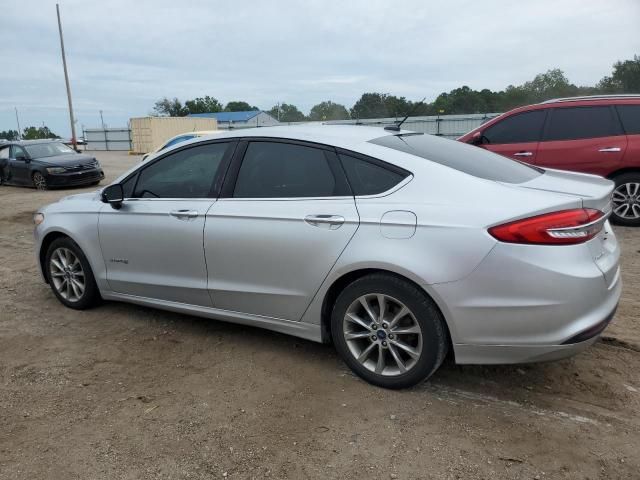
<box><xmin>324</xmin><ymin>113</ymin><xmax>501</xmax><ymax>138</ymax></box>
<box><xmin>84</xmin><ymin>128</ymin><xmax>132</xmax><ymax>151</ymax></box>
<box><xmin>80</xmin><ymin>113</ymin><xmax>501</xmax><ymax>151</ymax></box>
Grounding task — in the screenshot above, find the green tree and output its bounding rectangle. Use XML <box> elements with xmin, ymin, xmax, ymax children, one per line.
<box><xmin>22</xmin><ymin>126</ymin><xmax>60</xmax><ymax>140</ymax></box>
<box><xmin>350</xmin><ymin>93</ymin><xmax>390</xmax><ymax>119</ymax></box>
<box><xmin>152</xmin><ymin>97</ymin><xmax>188</xmax><ymax>116</ymax></box>
<box><xmin>0</xmin><ymin>130</ymin><xmax>20</xmax><ymax>140</ymax></box>
<box><xmin>597</xmin><ymin>55</ymin><xmax>640</xmax><ymax>93</ymax></box>
<box><xmin>308</xmin><ymin>101</ymin><xmax>350</xmax><ymax>121</ymax></box>
<box><xmin>184</xmin><ymin>96</ymin><xmax>223</xmax><ymax>114</ymax></box>
<box><xmin>268</xmin><ymin>103</ymin><xmax>306</xmax><ymax>122</ymax></box>
<box><xmin>224</xmin><ymin>101</ymin><xmax>259</xmax><ymax>112</ymax></box>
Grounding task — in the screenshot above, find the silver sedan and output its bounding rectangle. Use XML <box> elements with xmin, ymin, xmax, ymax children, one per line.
<box><xmin>33</xmin><ymin>126</ymin><xmax>621</xmax><ymax>388</ymax></box>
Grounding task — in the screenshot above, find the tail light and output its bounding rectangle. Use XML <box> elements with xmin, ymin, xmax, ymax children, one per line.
<box><xmin>489</xmin><ymin>208</ymin><xmax>606</xmax><ymax>245</ymax></box>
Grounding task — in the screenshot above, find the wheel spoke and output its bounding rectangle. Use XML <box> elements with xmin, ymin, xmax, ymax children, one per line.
<box><xmin>377</xmin><ymin>294</ymin><xmax>387</xmax><ymax>322</ymax></box>
<box><xmin>388</xmin><ymin>306</ymin><xmax>409</xmax><ymax>329</ymax></box>
<box><xmin>56</xmin><ymin>250</ymin><xmax>68</xmax><ymax>269</ymax></box>
<box><xmin>359</xmin><ymin>296</ymin><xmax>377</xmax><ymax>323</ymax></box>
<box><xmin>612</xmin><ymin>190</ymin><xmax>626</xmax><ymax>201</ymax></box>
<box><xmin>345</xmin><ymin>312</ymin><xmax>372</xmax><ymax>331</ymax></box>
<box><xmin>71</xmin><ymin>277</ymin><xmax>85</xmax><ymax>293</ymax></box>
<box><xmin>50</xmin><ymin>271</ymin><xmax>65</xmax><ymax>277</ymax></box>
<box><xmin>632</xmin><ymin>203</ymin><xmax>640</xmax><ymax>218</ymax></box>
<box><xmin>357</xmin><ymin>342</ymin><xmax>377</xmax><ymax>363</ymax></box>
<box><xmin>66</xmin><ymin>279</ymin><xmax>72</xmax><ymax>299</ymax></box>
<box><xmin>375</xmin><ymin>344</ymin><xmax>385</xmax><ymax>374</ymax></box>
<box><xmin>50</xmin><ymin>258</ymin><xmax>64</xmax><ymax>272</ymax></box>
<box><xmin>391</xmin><ymin>325</ymin><xmax>421</xmax><ymax>335</ymax></box>
<box><xmin>390</xmin><ymin>339</ymin><xmax>420</xmax><ymax>359</ymax></box>
<box><xmin>388</xmin><ymin>344</ymin><xmax>407</xmax><ymax>373</ymax></box>
<box><xmin>614</xmin><ymin>203</ymin><xmax>629</xmax><ymax>216</ymax></box>
<box><xmin>345</xmin><ymin>331</ymin><xmax>373</xmax><ymax>341</ymax></box>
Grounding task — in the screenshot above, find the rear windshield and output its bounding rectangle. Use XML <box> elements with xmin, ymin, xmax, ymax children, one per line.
<box><xmin>369</xmin><ymin>134</ymin><xmax>542</xmax><ymax>184</ymax></box>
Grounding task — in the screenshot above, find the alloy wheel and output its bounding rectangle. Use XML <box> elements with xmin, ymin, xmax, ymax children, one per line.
<box><xmin>612</xmin><ymin>182</ymin><xmax>640</xmax><ymax>220</ymax></box>
<box><xmin>343</xmin><ymin>293</ymin><xmax>423</xmax><ymax>376</ymax></box>
<box><xmin>49</xmin><ymin>247</ymin><xmax>86</xmax><ymax>302</ymax></box>
<box><xmin>33</xmin><ymin>172</ymin><xmax>47</xmax><ymax>190</ymax></box>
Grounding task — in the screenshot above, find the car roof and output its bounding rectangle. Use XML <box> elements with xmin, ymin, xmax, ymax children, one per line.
<box><xmin>8</xmin><ymin>139</ymin><xmax>62</xmax><ymax>146</ymax></box>
<box><xmin>197</xmin><ymin>124</ymin><xmax>400</xmax><ymax>150</ymax></box>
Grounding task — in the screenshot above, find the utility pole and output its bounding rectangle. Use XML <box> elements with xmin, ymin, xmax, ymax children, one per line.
<box><xmin>56</xmin><ymin>3</ymin><xmax>77</xmax><ymax>149</ymax></box>
<box><xmin>14</xmin><ymin>107</ymin><xmax>21</xmax><ymax>138</ymax></box>
<box><xmin>100</xmin><ymin>110</ymin><xmax>109</xmax><ymax>150</ymax></box>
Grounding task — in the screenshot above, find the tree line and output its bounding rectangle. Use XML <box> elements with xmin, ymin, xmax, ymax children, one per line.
<box><xmin>0</xmin><ymin>126</ymin><xmax>60</xmax><ymax>141</ymax></box>
<box><xmin>151</xmin><ymin>55</ymin><xmax>640</xmax><ymax>122</ymax></box>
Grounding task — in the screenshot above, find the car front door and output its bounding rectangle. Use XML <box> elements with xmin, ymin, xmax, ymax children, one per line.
<box><xmin>204</xmin><ymin>140</ymin><xmax>360</xmax><ymax>321</ymax></box>
<box><xmin>477</xmin><ymin>109</ymin><xmax>547</xmax><ymax>163</ymax></box>
<box><xmin>534</xmin><ymin>105</ymin><xmax>627</xmax><ymax>176</ymax></box>
<box><xmin>98</xmin><ymin>141</ymin><xmax>235</xmax><ymax>306</ymax></box>
<box><xmin>8</xmin><ymin>145</ymin><xmax>31</xmax><ymax>185</ymax></box>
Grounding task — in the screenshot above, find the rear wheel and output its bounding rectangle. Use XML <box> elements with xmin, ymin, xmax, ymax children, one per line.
<box><xmin>331</xmin><ymin>273</ymin><xmax>448</xmax><ymax>389</ymax></box>
<box><xmin>45</xmin><ymin>237</ymin><xmax>101</xmax><ymax>309</ymax></box>
<box><xmin>33</xmin><ymin>171</ymin><xmax>48</xmax><ymax>190</ymax></box>
<box><xmin>611</xmin><ymin>173</ymin><xmax>640</xmax><ymax>226</ymax></box>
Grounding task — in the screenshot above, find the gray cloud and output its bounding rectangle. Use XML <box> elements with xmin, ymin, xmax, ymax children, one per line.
<box><xmin>2</xmin><ymin>0</ymin><xmax>639</xmax><ymax>137</ymax></box>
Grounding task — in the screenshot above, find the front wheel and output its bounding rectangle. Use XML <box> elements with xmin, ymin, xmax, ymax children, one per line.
<box><xmin>45</xmin><ymin>237</ymin><xmax>101</xmax><ymax>309</ymax></box>
<box><xmin>331</xmin><ymin>273</ymin><xmax>448</xmax><ymax>389</ymax></box>
<box><xmin>611</xmin><ymin>173</ymin><xmax>640</xmax><ymax>226</ymax></box>
<box><xmin>33</xmin><ymin>171</ymin><xmax>48</xmax><ymax>190</ymax></box>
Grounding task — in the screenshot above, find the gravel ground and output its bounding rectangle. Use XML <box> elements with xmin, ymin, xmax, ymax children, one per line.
<box><xmin>0</xmin><ymin>151</ymin><xmax>639</xmax><ymax>480</ymax></box>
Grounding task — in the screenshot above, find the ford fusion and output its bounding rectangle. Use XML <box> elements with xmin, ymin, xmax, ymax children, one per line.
<box><xmin>0</xmin><ymin>140</ymin><xmax>104</xmax><ymax>190</ymax></box>
<box><xmin>33</xmin><ymin>126</ymin><xmax>621</xmax><ymax>388</ymax></box>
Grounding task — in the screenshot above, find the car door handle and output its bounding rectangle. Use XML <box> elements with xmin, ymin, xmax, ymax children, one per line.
<box><xmin>598</xmin><ymin>147</ymin><xmax>621</xmax><ymax>152</ymax></box>
<box><xmin>169</xmin><ymin>209</ymin><xmax>199</xmax><ymax>219</ymax></box>
<box><xmin>304</xmin><ymin>214</ymin><xmax>345</xmax><ymax>230</ymax></box>
<box><xmin>513</xmin><ymin>151</ymin><xmax>533</xmax><ymax>157</ymax></box>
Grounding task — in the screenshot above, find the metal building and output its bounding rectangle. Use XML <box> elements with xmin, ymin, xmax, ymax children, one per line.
<box><xmin>189</xmin><ymin>111</ymin><xmax>279</xmax><ymax>129</ymax></box>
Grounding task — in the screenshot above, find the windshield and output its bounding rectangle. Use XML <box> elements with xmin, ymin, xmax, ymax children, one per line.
<box><xmin>370</xmin><ymin>134</ymin><xmax>543</xmax><ymax>184</ymax></box>
<box><xmin>23</xmin><ymin>142</ymin><xmax>75</xmax><ymax>159</ymax></box>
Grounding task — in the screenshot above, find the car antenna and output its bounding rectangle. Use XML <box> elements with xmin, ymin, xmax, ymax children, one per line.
<box><xmin>384</xmin><ymin>97</ymin><xmax>427</xmax><ymax>132</ymax></box>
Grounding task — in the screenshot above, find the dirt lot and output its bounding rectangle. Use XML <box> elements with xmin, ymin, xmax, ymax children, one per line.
<box><xmin>0</xmin><ymin>151</ymin><xmax>638</xmax><ymax>479</ymax></box>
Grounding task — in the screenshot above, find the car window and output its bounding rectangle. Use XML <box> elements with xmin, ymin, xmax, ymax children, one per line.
<box><xmin>121</xmin><ymin>173</ymin><xmax>138</xmax><ymax>198</ymax></box>
<box><xmin>133</xmin><ymin>142</ymin><xmax>230</xmax><ymax>198</ymax></box>
<box><xmin>339</xmin><ymin>154</ymin><xmax>408</xmax><ymax>195</ymax></box>
<box><xmin>0</xmin><ymin>146</ymin><xmax>9</xmax><ymax>159</ymax></box>
<box><xmin>23</xmin><ymin>142</ymin><xmax>74</xmax><ymax>158</ymax></box>
<box><xmin>10</xmin><ymin>145</ymin><xmax>27</xmax><ymax>159</ymax></box>
<box><xmin>163</xmin><ymin>135</ymin><xmax>196</xmax><ymax>149</ymax></box>
<box><xmin>482</xmin><ymin>110</ymin><xmax>546</xmax><ymax>144</ymax></box>
<box><xmin>616</xmin><ymin>105</ymin><xmax>640</xmax><ymax>135</ymax></box>
<box><xmin>233</xmin><ymin>142</ymin><xmax>339</xmax><ymax>198</ymax></box>
<box><xmin>370</xmin><ymin>133</ymin><xmax>542</xmax><ymax>184</ymax></box>
<box><xmin>544</xmin><ymin>106</ymin><xmax>623</xmax><ymax>141</ymax></box>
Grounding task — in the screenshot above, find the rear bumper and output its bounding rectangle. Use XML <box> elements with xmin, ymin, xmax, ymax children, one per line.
<box><xmin>46</xmin><ymin>169</ymin><xmax>104</xmax><ymax>187</ymax></box>
<box><xmin>430</xmin><ymin>232</ymin><xmax>621</xmax><ymax>365</ymax></box>
<box><xmin>452</xmin><ymin>301</ymin><xmax>619</xmax><ymax>364</ymax></box>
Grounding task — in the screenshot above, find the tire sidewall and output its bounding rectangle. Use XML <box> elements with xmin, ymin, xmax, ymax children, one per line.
<box><xmin>45</xmin><ymin>237</ymin><xmax>100</xmax><ymax>309</ymax></box>
<box><xmin>331</xmin><ymin>274</ymin><xmax>447</xmax><ymax>389</ymax></box>
<box><xmin>611</xmin><ymin>173</ymin><xmax>640</xmax><ymax>227</ymax></box>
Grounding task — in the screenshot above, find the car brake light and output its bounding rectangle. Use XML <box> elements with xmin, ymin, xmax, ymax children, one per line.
<box><xmin>488</xmin><ymin>209</ymin><xmax>605</xmax><ymax>245</ymax></box>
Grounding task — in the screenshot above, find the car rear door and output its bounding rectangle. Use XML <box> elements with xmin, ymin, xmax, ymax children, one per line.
<box><xmin>534</xmin><ymin>105</ymin><xmax>627</xmax><ymax>176</ymax></box>
<box><xmin>98</xmin><ymin>141</ymin><xmax>235</xmax><ymax>306</ymax></box>
<box><xmin>477</xmin><ymin>109</ymin><xmax>547</xmax><ymax>162</ymax></box>
<box><xmin>203</xmin><ymin>139</ymin><xmax>359</xmax><ymax>321</ymax></box>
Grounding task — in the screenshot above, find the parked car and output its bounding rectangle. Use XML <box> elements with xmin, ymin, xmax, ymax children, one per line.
<box><xmin>33</xmin><ymin>125</ymin><xmax>620</xmax><ymax>388</ymax></box>
<box><xmin>458</xmin><ymin>95</ymin><xmax>640</xmax><ymax>226</ymax></box>
<box><xmin>141</xmin><ymin>130</ymin><xmax>222</xmax><ymax>161</ymax></box>
<box><xmin>0</xmin><ymin>140</ymin><xmax>104</xmax><ymax>190</ymax></box>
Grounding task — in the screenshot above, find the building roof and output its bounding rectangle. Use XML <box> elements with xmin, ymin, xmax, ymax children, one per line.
<box><xmin>189</xmin><ymin>111</ymin><xmax>263</xmax><ymax>122</ymax></box>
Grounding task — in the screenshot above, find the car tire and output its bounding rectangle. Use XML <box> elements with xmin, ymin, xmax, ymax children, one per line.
<box><xmin>611</xmin><ymin>173</ymin><xmax>640</xmax><ymax>227</ymax></box>
<box><xmin>331</xmin><ymin>273</ymin><xmax>448</xmax><ymax>389</ymax></box>
<box><xmin>45</xmin><ymin>237</ymin><xmax>101</xmax><ymax>310</ymax></box>
<box><xmin>33</xmin><ymin>171</ymin><xmax>48</xmax><ymax>190</ymax></box>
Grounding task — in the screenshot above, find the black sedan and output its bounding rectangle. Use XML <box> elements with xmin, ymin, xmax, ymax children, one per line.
<box><xmin>0</xmin><ymin>140</ymin><xmax>104</xmax><ymax>190</ymax></box>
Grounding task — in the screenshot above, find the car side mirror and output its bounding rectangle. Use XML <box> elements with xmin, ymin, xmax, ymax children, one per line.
<box><xmin>15</xmin><ymin>153</ymin><xmax>28</xmax><ymax>162</ymax></box>
<box><xmin>470</xmin><ymin>132</ymin><xmax>484</xmax><ymax>145</ymax></box>
<box><xmin>101</xmin><ymin>184</ymin><xmax>124</xmax><ymax>209</ymax></box>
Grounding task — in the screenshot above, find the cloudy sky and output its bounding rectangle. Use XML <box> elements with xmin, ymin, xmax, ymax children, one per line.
<box><xmin>2</xmin><ymin>0</ymin><xmax>639</xmax><ymax>137</ymax></box>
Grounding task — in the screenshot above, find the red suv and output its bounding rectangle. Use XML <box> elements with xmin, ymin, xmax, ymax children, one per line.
<box><xmin>459</xmin><ymin>95</ymin><xmax>640</xmax><ymax>226</ymax></box>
